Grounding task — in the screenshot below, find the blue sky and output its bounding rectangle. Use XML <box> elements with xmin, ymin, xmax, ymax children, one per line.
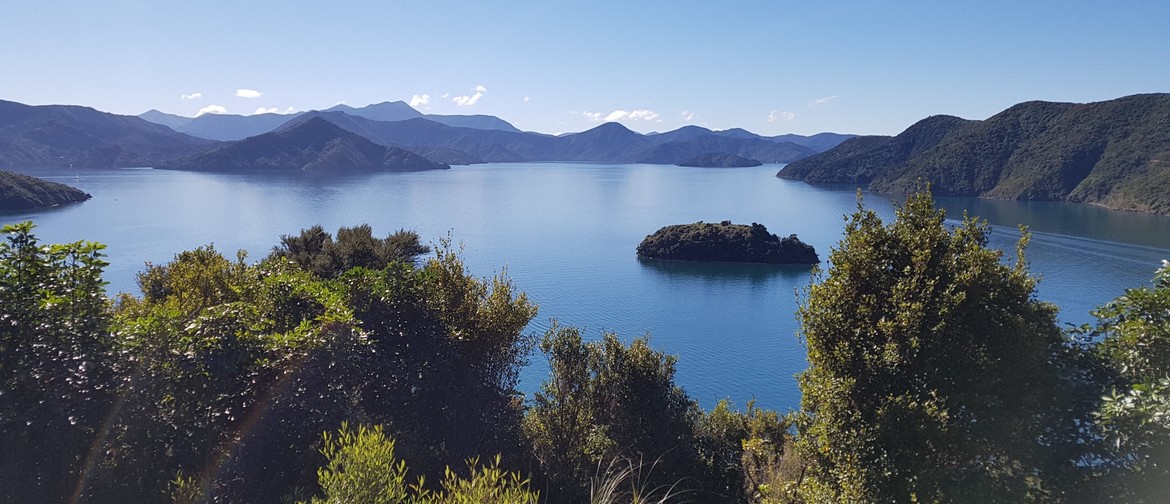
<box><xmin>1</xmin><ymin>1</ymin><xmax>1167</xmax><ymax>136</ymax></box>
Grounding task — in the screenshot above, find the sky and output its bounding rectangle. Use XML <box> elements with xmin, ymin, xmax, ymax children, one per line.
<box><xmin>1</xmin><ymin>1</ymin><xmax>1167</xmax><ymax>136</ymax></box>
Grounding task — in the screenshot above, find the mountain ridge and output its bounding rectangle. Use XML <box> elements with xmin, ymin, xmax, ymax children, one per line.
<box><xmin>778</xmin><ymin>93</ymin><xmax>1170</xmax><ymax>214</ymax></box>
<box><xmin>160</xmin><ymin>117</ymin><xmax>449</xmax><ymax>173</ymax></box>
<box><xmin>0</xmin><ymin>98</ymin><xmax>854</xmax><ymax>173</ymax></box>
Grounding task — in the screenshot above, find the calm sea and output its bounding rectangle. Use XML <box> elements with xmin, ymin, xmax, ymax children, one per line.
<box><xmin>5</xmin><ymin>163</ymin><xmax>1169</xmax><ymax>410</ymax></box>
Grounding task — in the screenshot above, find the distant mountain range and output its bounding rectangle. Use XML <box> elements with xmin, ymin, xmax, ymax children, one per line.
<box><xmin>160</xmin><ymin>117</ymin><xmax>448</xmax><ymax>173</ymax></box>
<box><xmin>0</xmin><ymin>99</ymin><xmax>853</xmax><ymax>171</ymax></box>
<box><xmin>0</xmin><ymin>100</ymin><xmax>212</xmax><ymax>167</ymax></box>
<box><xmin>140</xmin><ymin>100</ymin><xmax>520</xmax><ymax>141</ymax></box>
<box><xmin>779</xmin><ymin>94</ymin><xmax>1170</xmax><ymax>214</ymax></box>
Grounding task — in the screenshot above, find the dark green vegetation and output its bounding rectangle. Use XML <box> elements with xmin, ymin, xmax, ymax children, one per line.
<box><xmin>160</xmin><ymin>117</ymin><xmax>449</xmax><ymax>172</ymax></box>
<box><xmin>4</xmin><ymin>189</ymin><xmax>1169</xmax><ymax>503</ymax></box>
<box><xmin>0</xmin><ymin>170</ymin><xmax>90</xmax><ymax>210</ymax></box>
<box><xmin>794</xmin><ymin>192</ymin><xmax>1100</xmax><ymax>502</ymax></box>
<box><xmin>0</xmin><ymin>99</ymin><xmax>852</xmax><ymax>172</ymax></box>
<box><xmin>779</xmin><ymin>93</ymin><xmax>1170</xmax><ymax>213</ymax></box>
<box><xmin>676</xmin><ymin>153</ymin><xmax>763</xmax><ymax>168</ymax></box>
<box><xmin>637</xmin><ymin>221</ymin><xmax>819</xmax><ymax>264</ymax></box>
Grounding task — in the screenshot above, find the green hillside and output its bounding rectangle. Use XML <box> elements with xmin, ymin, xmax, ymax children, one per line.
<box><xmin>779</xmin><ymin>94</ymin><xmax>1170</xmax><ymax>213</ymax></box>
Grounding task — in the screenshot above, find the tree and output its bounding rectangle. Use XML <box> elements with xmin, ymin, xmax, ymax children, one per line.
<box><xmin>89</xmin><ymin>231</ymin><xmax>535</xmax><ymax>503</ymax></box>
<box><xmin>794</xmin><ymin>190</ymin><xmax>1088</xmax><ymax>503</ymax></box>
<box><xmin>524</xmin><ymin>322</ymin><xmax>707</xmax><ymax>502</ymax></box>
<box><xmin>271</xmin><ymin>224</ymin><xmax>430</xmax><ymax>278</ymax></box>
<box><xmin>300</xmin><ymin>423</ymin><xmax>540</xmax><ymax>504</ymax></box>
<box><xmin>0</xmin><ymin>222</ymin><xmax>115</xmax><ymax>503</ymax></box>
<box><xmin>1093</xmin><ymin>261</ymin><xmax>1170</xmax><ymax>502</ymax></box>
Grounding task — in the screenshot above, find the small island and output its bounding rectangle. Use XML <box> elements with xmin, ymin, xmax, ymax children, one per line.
<box><xmin>637</xmin><ymin>221</ymin><xmax>819</xmax><ymax>264</ymax></box>
<box><xmin>0</xmin><ymin>170</ymin><xmax>91</xmax><ymax>211</ymax></box>
<box><xmin>676</xmin><ymin>152</ymin><xmax>763</xmax><ymax>168</ymax></box>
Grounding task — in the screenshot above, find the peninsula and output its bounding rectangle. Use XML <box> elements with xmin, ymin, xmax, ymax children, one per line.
<box><xmin>637</xmin><ymin>221</ymin><xmax>819</xmax><ymax>264</ymax></box>
<box><xmin>676</xmin><ymin>152</ymin><xmax>763</xmax><ymax>168</ymax></box>
<box><xmin>0</xmin><ymin>170</ymin><xmax>91</xmax><ymax>211</ymax></box>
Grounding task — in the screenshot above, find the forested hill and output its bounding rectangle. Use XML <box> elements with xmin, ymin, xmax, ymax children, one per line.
<box><xmin>778</xmin><ymin>93</ymin><xmax>1170</xmax><ymax>214</ymax></box>
<box><xmin>159</xmin><ymin>117</ymin><xmax>449</xmax><ymax>173</ymax></box>
<box><xmin>0</xmin><ymin>170</ymin><xmax>90</xmax><ymax>210</ymax></box>
<box><xmin>0</xmin><ymin>100</ymin><xmax>214</xmax><ymax>168</ymax></box>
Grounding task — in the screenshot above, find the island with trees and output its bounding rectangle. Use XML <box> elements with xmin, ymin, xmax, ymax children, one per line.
<box><xmin>636</xmin><ymin>220</ymin><xmax>819</xmax><ymax>264</ymax></box>
<box><xmin>0</xmin><ymin>170</ymin><xmax>91</xmax><ymax>211</ymax></box>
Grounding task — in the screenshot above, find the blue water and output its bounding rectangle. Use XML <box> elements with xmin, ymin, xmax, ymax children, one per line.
<box><xmin>5</xmin><ymin>163</ymin><xmax>1169</xmax><ymax>411</ymax></box>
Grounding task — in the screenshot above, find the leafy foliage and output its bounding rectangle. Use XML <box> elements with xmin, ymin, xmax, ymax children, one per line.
<box><xmin>0</xmin><ymin>222</ymin><xmax>114</xmax><ymax>503</ymax></box>
<box><xmin>1092</xmin><ymin>262</ymin><xmax>1170</xmax><ymax>502</ymax></box>
<box><xmin>271</xmin><ymin>224</ymin><xmax>430</xmax><ymax>278</ymax></box>
<box><xmin>10</xmin><ymin>212</ymin><xmax>1165</xmax><ymax>503</ymax></box>
<box><xmin>300</xmin><ymin>423</ymin><xmax>539</xmax><ymax>504</ymax></box>
<box><xmin>793</xmin><ymin>190</ymin><xmax>1091</xmax><ymax>503</ymax></box>
<box><xmin>0</xmin><ymin>222</ymin><xmax>536</xmax><ymax>503</ymax></box>
<box><xmin>525</xmin><ymin>321</ymin><xmax>773</xmax><ymax>502</ymax></box>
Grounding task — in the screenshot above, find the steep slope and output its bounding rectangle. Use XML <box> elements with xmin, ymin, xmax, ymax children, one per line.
<box><xmin>778</xmin><ymin>94</ymin><xmax>1170</xmax><ymax>213</ymax></box>
<box><xmin>768</xmin><ymin>132</ymin><xmax>856</xmax><ymax>152</ymax></box>
<box><xmin>324</xmin><ymin>101</ymin><xmax>422</xmax><ymax>122</ymax></box>
<box><xmin>0</xmin><ymin>100</ymin><xmax>214</xmax><ymax>168</ymax></box>
<box><xmin>778</xmin><ymin>115</ymin><xmax>972</xmax><ymax>184</ymax></box>
<box><xmin>424</xmin><ymin>114</ymin><xmax>521</xmax><ymax>132</ymax></box>
<box><xmin>161</xmin><ymin>117</ymin><xmax>448</xmax><ymax>172</ymax></box>
<box><xmin>139</xmin><ymin>109</ymin><xmax>193</xmax><ymax>130</ymax></box>
<box><xmin>549</xmin><ymin>122</ymin><xmax>651</xmax><ymax>161</ymax></box>
<box><xmin>287</xmin><ymin>112</ymin><xmax>534</xmax><ymax>162</ymax></box>
<box><xmin>172</xmin><ymin>112</ymin><xmax>299</xmax><ymax>141</ymax></box>
<box><xmin>0</xmin><ymin>170</ymin><xmax>91</xmax><ymax>210</ymax></box>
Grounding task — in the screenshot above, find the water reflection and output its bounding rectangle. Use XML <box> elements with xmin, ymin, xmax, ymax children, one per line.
<box><xmin>637</xmin><ymin>256</ymin><xmax>814</xmax><ymax>284</ymax></box>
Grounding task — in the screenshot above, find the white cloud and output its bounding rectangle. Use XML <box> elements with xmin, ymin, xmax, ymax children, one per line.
<box><xmin>335</xmin><ymin>100</ymin><xmax>348</xmax><ymax>106</ymax></box>
<box><xmin>196</xmin><ymin>104</ymin><xmax>227</xmax><ymax>116</ymax></box>
<box><xmin>180</xmin><ymin>92</ymin><xmax>202</xmax><ymax>100</ymax></box>
<box><xmin>441</xmin><ymin>93</ymin><xmax>450</xmax><ymax>99</ymax></box>
<box><xmin>768</xmin><ymin>110</ymin><xmax>796</xmax><ymax>122</ymax></box>
<box><xmin>583</xmin><ymin>109</ymin><xmax>661</xmax><ymax>123</ymax></box>
<box><xmin>680</xmin><ymin>110</ymin><xmax>695</xmax><ymax>122</ymax></box>
<box><xmin>810</xmin><ymin>95</ymin><xmax>839</xmax><ymax>107</ymax></box>
<box><xmin>604</xmin><ymin>109</ymin><xmax>659</xmax><ymax>122</ymax></box>
<box><xmin>452</xmin><ymin>84</ymin><xmax>487</xmax><ymax>107</ymax></box>
<box><xmin>284</xmin><ymin>106</ymin><xmax>296</xmax><ymax>114</ymax></box>
<box><xmin>523</xmin><ymin>96</ymin><xmax>531</xmax><ymax>103</ymax></box>
<box><xmin>410</xmin><ymin>94</ymin><xmax>432</xmax><ymax>107</ymax></box>
<box><xmin>236</xmin><ymin>88</ymin><xmax>263</xmax><ymax>99</ymax></box>
<box><xmin>253</xmin><ymin>107</ymin><xmax>279</xmax><ymax>115</ymax></box>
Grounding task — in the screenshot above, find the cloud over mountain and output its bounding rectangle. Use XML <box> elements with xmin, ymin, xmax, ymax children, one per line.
<box><xmin>452</xmin><ymin>85</ymin><xmax>486</xmax><ymax>106</ymax></box>
<box><xmin>196</xmin><ymin>104</ymin><xmax>227</xmax><ymax>116</ymax></box>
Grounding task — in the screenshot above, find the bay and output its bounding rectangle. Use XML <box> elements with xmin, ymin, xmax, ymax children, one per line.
<box><xmin>4</xmin><ymin>163</ymin><xmax>1169</xmax><ymax>411</ymax></box>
